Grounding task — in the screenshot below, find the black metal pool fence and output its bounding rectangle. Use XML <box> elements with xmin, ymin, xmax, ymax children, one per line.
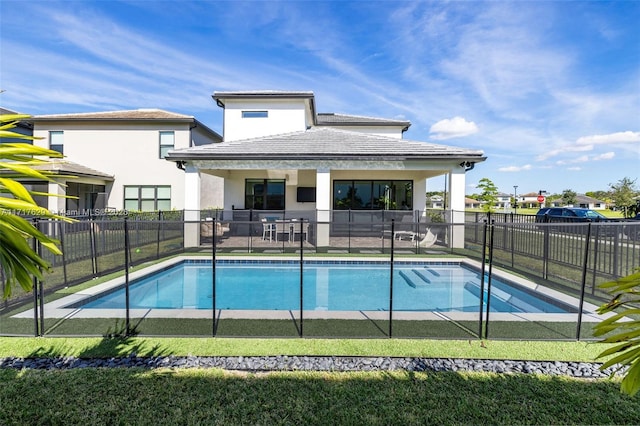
<box><xmin>1</xmin><ymin>210</ymin><xmax>638</xmax><ymax>340</ymax></box>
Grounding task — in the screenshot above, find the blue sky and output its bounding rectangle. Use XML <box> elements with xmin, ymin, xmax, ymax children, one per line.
<box><xmin>1</xmin><ymin>0</ymin><xmax>638</xmax><ymax>196</ymax></box>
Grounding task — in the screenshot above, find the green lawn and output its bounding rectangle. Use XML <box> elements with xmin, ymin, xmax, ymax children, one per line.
<box><xmin>2</xmin><ymin>367</ymin><xmax>638</xmax><ymax>425</ymax></box>
<box><xmin>0</xmin><ymin>337</ymin><xmax>616</xmax><ymax>361</ymax></box>
<box><xmin>1</xmin><ymin>338</ymin><xmax>638</xmax><ymax>425</ymax></box>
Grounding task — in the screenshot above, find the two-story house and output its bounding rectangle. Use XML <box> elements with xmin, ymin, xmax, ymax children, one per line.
<box><xmin>166</xmin><ymin>91</ymin><xmax>487</xmax><ymax>248</ymax></box>
<box><xmin>30</xmin><ymin>109</ymin><xmax>222</xmax><ymax>215</ymax></box>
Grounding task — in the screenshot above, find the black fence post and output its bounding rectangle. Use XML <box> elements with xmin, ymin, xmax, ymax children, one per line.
<box><xmin>89</xmin><ymin>215</ymin><xmax>98</xmax><ymax>278</ymax></box>
<box><xmin>156</xmin><ymin>210</ymin><xmax>162</xmax><ymax>260</ymax></box>
<box><xmin>212</xmin><ymin>218</ymin><xmax>217</xmax><ymax>337</ymax></box>
<box><xmin>31</xmin><ymin>218</ymin><xmax>40</xmax><ymax>337</ymax></box>
<box><xmin>389</xmin><ymin>219</ymin><xmax>395</xmax><ymax>338</ymax></box>
<box><xmin>576</xmin><ymin>222</ymin><xmax>592</xmax><ymax>340</ymax></box>
<box><xmin>36</xmin><ymin>221</ymin><xmax>44</xmax><ymax>336</ymax></box>
<box><xmin>348</xmin><ymin>209</ymin><xmax>352</xmax><ymax>254</ymax></box>
<box><xmin>510</xmin><ymin>214</ymin><xmax>515</xmax><ymax>268</ymax></box>
<box><xmin>59</xmin><ymin>220</ymin><xmax>68</xmax><ymax>287</ymax></box>
<box><xmin>484</xmin><ymin>221</ymin><xmax>496</xmax><ymax>339</ymax></box>
<box><xmin>543</xmin><ymin>216</ymin><xmax>550</xmax><ymax>280</ymax></box>
<box><xmin>478</xmin><ymin>220</ymin><xmax>488</xmax><ymax>339</ymax></box>
<box><xmin>299</xmin><ymin>218</ymin><xmax>304</xmax><ymax>337</ymax></box>
<box><xmin>124</xmin><ymin>217</ymin><xmax>131</xmax><ymax>336</ymax></box>
<box><xmin>591</xmin><ymin>225</ymin><xmax>600</xmax><ymax>295</ymax></box>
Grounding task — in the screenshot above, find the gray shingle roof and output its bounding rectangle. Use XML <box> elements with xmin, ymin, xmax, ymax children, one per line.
<box><xmin>31</xmin><ymin>160</ymin><xmax>114</xmax><ymax>180</ymax></box>
<box><xmin>30</xmin><ymin>109</ymin><xmax>222</xmax><ymax>140</ymax></box>
<box><xmin>32</xmin><ymin>109</ymin><xmax>194</xmax><ymax>121</ymax></box>
<box><xmin>316</xmin><ymin>113</ymin><xmax>411</xmax><ymax>128</ymax></box>
<box><xmin>213</xmin><ymin>91</ymin><xmax>314</xmax><ymax>100</ymax></box>
<box><xmin>166</xmin><ymin>127</ymin><xmax>485</xmax><ymax>162</ymax></box>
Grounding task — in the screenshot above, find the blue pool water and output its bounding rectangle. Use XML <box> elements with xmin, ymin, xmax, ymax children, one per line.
<box><xmin>77</xmin><ymin>260</ymin><xmax>574</xmax><ymax>313</ymax></box>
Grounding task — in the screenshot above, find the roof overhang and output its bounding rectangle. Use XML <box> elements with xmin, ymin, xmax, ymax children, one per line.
<box><xmin>166</xmin><ymin>127</ymin><xmax>486</xmax><ymax>171</ymax></box>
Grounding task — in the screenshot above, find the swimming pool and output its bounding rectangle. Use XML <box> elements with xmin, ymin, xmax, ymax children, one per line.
<box><xmin>71</xmin><ymin>260</ymin><xmax>574</xmax><ymax>313</ymax></box>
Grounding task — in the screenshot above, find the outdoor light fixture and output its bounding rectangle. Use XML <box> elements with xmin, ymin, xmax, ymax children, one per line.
<box><xmin>459</xmin><ymin>161</ymin><xmax>475</xmax><ymax>171</ymax></box>
<box><xmin>513</xmin><ymin>185</ymin><xmax>518</xmax><ymax>212</ymax></box>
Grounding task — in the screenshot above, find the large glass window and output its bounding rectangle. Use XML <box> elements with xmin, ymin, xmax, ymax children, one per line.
<box><xmin>50</xmin><ymin>131</ymin><xmax>64</xmax><ymax>154</ymax></box>
<box><xmin>124</xmin><ymin>186</ymin><xmax>171</xmax><ymax>211</ymax></box>
<box><xmin>245</xmin><ymin>179</ymin><xmax>285</xmax><ymax>210</ymax></box>
<box><xmin>333</xmin><ymin>180</ymin><xmax>412</xmax><ymax>210</ymax></box>
<box><xmin>159</xmin><ymin>131</ymin><xmax>174</xmax><ymax>158</ymax></box>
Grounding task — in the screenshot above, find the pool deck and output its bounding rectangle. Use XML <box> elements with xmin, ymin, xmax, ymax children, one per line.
<box><xmin>12</xmin><ymin>255</ymin><xmax>606</xmax><ymax>323</ymax></box>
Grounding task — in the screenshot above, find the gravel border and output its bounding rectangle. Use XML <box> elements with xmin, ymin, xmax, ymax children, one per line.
<box><xmin>0</xmin><ymin>355</ymin><xmax>621</xmax><ymax>378</ymax></box>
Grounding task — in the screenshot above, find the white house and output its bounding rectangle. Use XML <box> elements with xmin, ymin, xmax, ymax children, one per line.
<box><xmin>29</xmin><ymin>109</ymin><xmax>222</xmax><ymax>215</ymax></box>
<box><xmin>166</xmin><ymin>91</ymin><xmax>487</xmax><ymax>248</ymax></box>
<box><xmin>550</xmin><ymin>194</ymin><xmax>607</xmax><ymax>210</ymax></box>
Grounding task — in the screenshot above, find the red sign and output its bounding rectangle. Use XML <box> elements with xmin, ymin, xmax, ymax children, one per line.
<box><xmin>537</xmin><ymin>195</ymin><xmax>545</xmax><ymax>203</ymax></box>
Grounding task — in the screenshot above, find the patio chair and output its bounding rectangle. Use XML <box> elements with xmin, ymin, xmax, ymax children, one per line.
<box><xmin>202</xmin><ymin>218</ymin><xmax>230</xmax><ymax>239</ymax></box>
<box><xmin>275</xmin><ymin>220</ymin><xmax>292</xmax><ymax>242</ymax></box>
<box><xmin>261</xmin><ymin>218</ymin><xmax>275</xmax><ymax>241</ymax></box>
<box><xmin>393</xmin><ymin>215</ymin><xmax>420</xmax><ymax>241</ymax></box>
<box><xmin>418</xmin><ymin>229</ymin><xmax>438</xmax><ymax>248</ymax></box>
<box><xmin>216</xmin><ymin>221</ymin><xmax>230</xmax><ymax>237</ymax></box>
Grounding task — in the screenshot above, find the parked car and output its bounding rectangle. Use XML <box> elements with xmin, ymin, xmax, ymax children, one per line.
<box><xmin>535</xmin><ymin>207</ymin><xmax>619</xmax><ymax>236</ymax></box>
<box><xmin>535</xmin><ymin>207</ymin><xmax>611</xmax><ymax>223</ymax></box>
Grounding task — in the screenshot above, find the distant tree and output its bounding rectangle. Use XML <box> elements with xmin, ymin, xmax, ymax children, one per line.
<box><xmin>586</xmin><ymin>190</ymin><xmax>606</xmax><ymax>200</ymax></box>
<box><xmin>475</xmin><ymin>178</ymin><xmax>499</xmax><ymax>213</ymax></box>
<box><xmin>561</xmin><ymin>189</ymin><xmax>577</xmax><ymax>206</ymax></box>
<box><xmin>609</xmin><ymin>177</ymin><xmax>638</xmax><ymax>218</ymax></box>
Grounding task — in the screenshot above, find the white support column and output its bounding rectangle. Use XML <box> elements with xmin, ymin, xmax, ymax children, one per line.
<box><xmin>184</xmin><ymin>165</ymin><xmax>201</xmax><ymax>247</ymax></box>
<box><xmin>414</xmin><ymin>178</ymin><xmax>427</xmax><ymax>218</ymax></box>
<box><xmin>47</xmin><ymin>180</ymin><xmax>66</xmax><ymax>214</ymax></box>
<box><xmin>448</xmin><ymin>169</ymin><xmax>466</xmax><ymax>248</ymax></box>
<box><xmin>315</xmin><ymin>168</ymin><xmax>331</xmax><ymax>250</ymax></box>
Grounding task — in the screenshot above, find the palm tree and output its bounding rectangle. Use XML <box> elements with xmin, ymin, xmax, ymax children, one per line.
<box><xmin>0</xmin><ymin>113</ymin><xmax>74</xmax><ymax>298</ymax></box>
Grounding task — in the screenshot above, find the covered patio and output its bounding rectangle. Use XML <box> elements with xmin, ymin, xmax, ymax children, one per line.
<box><xmin>167</xmin><ymin>127</ymin><xmax>486</xmax><ymax>249</ymax></box>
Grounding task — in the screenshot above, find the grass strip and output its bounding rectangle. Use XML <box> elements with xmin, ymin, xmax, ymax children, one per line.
<box><xmin>1</xmin><ymin>368</ymin><xmax>637</xmax><ymax>425</ymax></box>
<box><xmin>0</xmin><ymin>337</ymin><xmax>616</xmax><ymax>362</ymax></box>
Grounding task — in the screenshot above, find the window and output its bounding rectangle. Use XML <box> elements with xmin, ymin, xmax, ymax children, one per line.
<box><xmin>245</xmin><ymin>179</ymin><xmax>285</xmax><ymax>210</ymax></box>
<box><xmin>242</xmin><ymin>111</ymin><xmax>268</xmax><ymax>118</ymax></box>
<box><xmin>333</xmin><ymin>180</ymin><xmax>413</xmax><ymax>210</ymax></box>
<box><xmin>159</xmin><ymin>131</ymin><xmax>174</xmax><ymax>158</ymax></box>
<box><xmin>50</xmin><ymin>131</ymin><xmax>63</xmax><ymax>154</ymax></box>
<box><xmin>124</xmin><ymin>186</ymin><xmax>171</xmax><ymax>211</ymax></box>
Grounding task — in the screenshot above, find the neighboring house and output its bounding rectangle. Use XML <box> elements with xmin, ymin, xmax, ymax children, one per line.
<box><xmin>549</xmin><ymin>194</ymin><xmax>607</xmax><ymax>210</ymax></box>
<box><xmin>496</xmin><ymin>193</ymin><xmax>512</xmax><ymax>210</ymax></box>
<box><xmin>166</xmin><ymin>91</ymin><xmax>487</xmax><ymax>248</ymax></box>
<box><xmin>465</xmin><ymin>197</ymin><xmax>481</xmax><ymax>209</ymax></box>
<box><xmin>0</xmin><ymin>107</ymin><xmax>34</xmax><ymax>143</ymax></box>
<box><xmin>520</xmin><ymin>192</ymin><xmax>544</xmax><ymax>209</ymax></box>
<box><xmin>426</xmin><ymin>195</ymin><xmax>444</xmax><ymax>209</ymax></box>
<box><xmin>29</xmin><ymin>109</ymin><xmax>222</xmax><ymax>214</ymax></box>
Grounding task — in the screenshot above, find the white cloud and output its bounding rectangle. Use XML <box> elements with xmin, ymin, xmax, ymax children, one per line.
<box><xmin>576</xmin><ymin>131</ymin><xmax>640</xmax><ymax>146</ymax></box>
<box><xmin>429</xmin><ymin>116</ymin><xmax>479</xmax><ymax>140</ymax></box>
<box><xmin>593</xmin><ymin>152</ymin><xmax>615</xmax><ymax>161</ymax></box>
<box><xmin>536</xmin><ymin>144</ymin><xmax>593</xmax><ymax>161</ymax></box>
<box><xmin>567</xmin><ymin>167</ymin><xmax>582</xmax><ymax>171</ymax></box>
<box><xmin>556</xmin><ymin>155</ymin><xmax>589</xmax><ymax>165</ymax></box>
<box><xmin>498</xmin><ymin>164</ymin><xmax>532</xmax><ymax>172</ymax></box>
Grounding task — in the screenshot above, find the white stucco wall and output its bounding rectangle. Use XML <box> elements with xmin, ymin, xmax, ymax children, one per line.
<box><xmin>222</xmin><ymin>99</ymin><xmax>310</xmax><ymax>141</ymax></box>
<box><xmin>33</xmin><ymin>121</ymin><xmax>216</xmax><ymax>211</ymax></box>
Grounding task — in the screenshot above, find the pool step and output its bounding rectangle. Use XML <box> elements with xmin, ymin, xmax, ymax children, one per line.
<box><xmin>400</xmin><ymin>269</ymin><xmax>432</xmax><ymax>288</ymax></box>
<box><xmin>424</xmin><ymin>267</ymin><xmax>441</xmax><ymax>277</ymax></box>
<box><xmin>463</xmin><ymin>281</ymin><xmax>543</xmax><ymax>313</ymax></box>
